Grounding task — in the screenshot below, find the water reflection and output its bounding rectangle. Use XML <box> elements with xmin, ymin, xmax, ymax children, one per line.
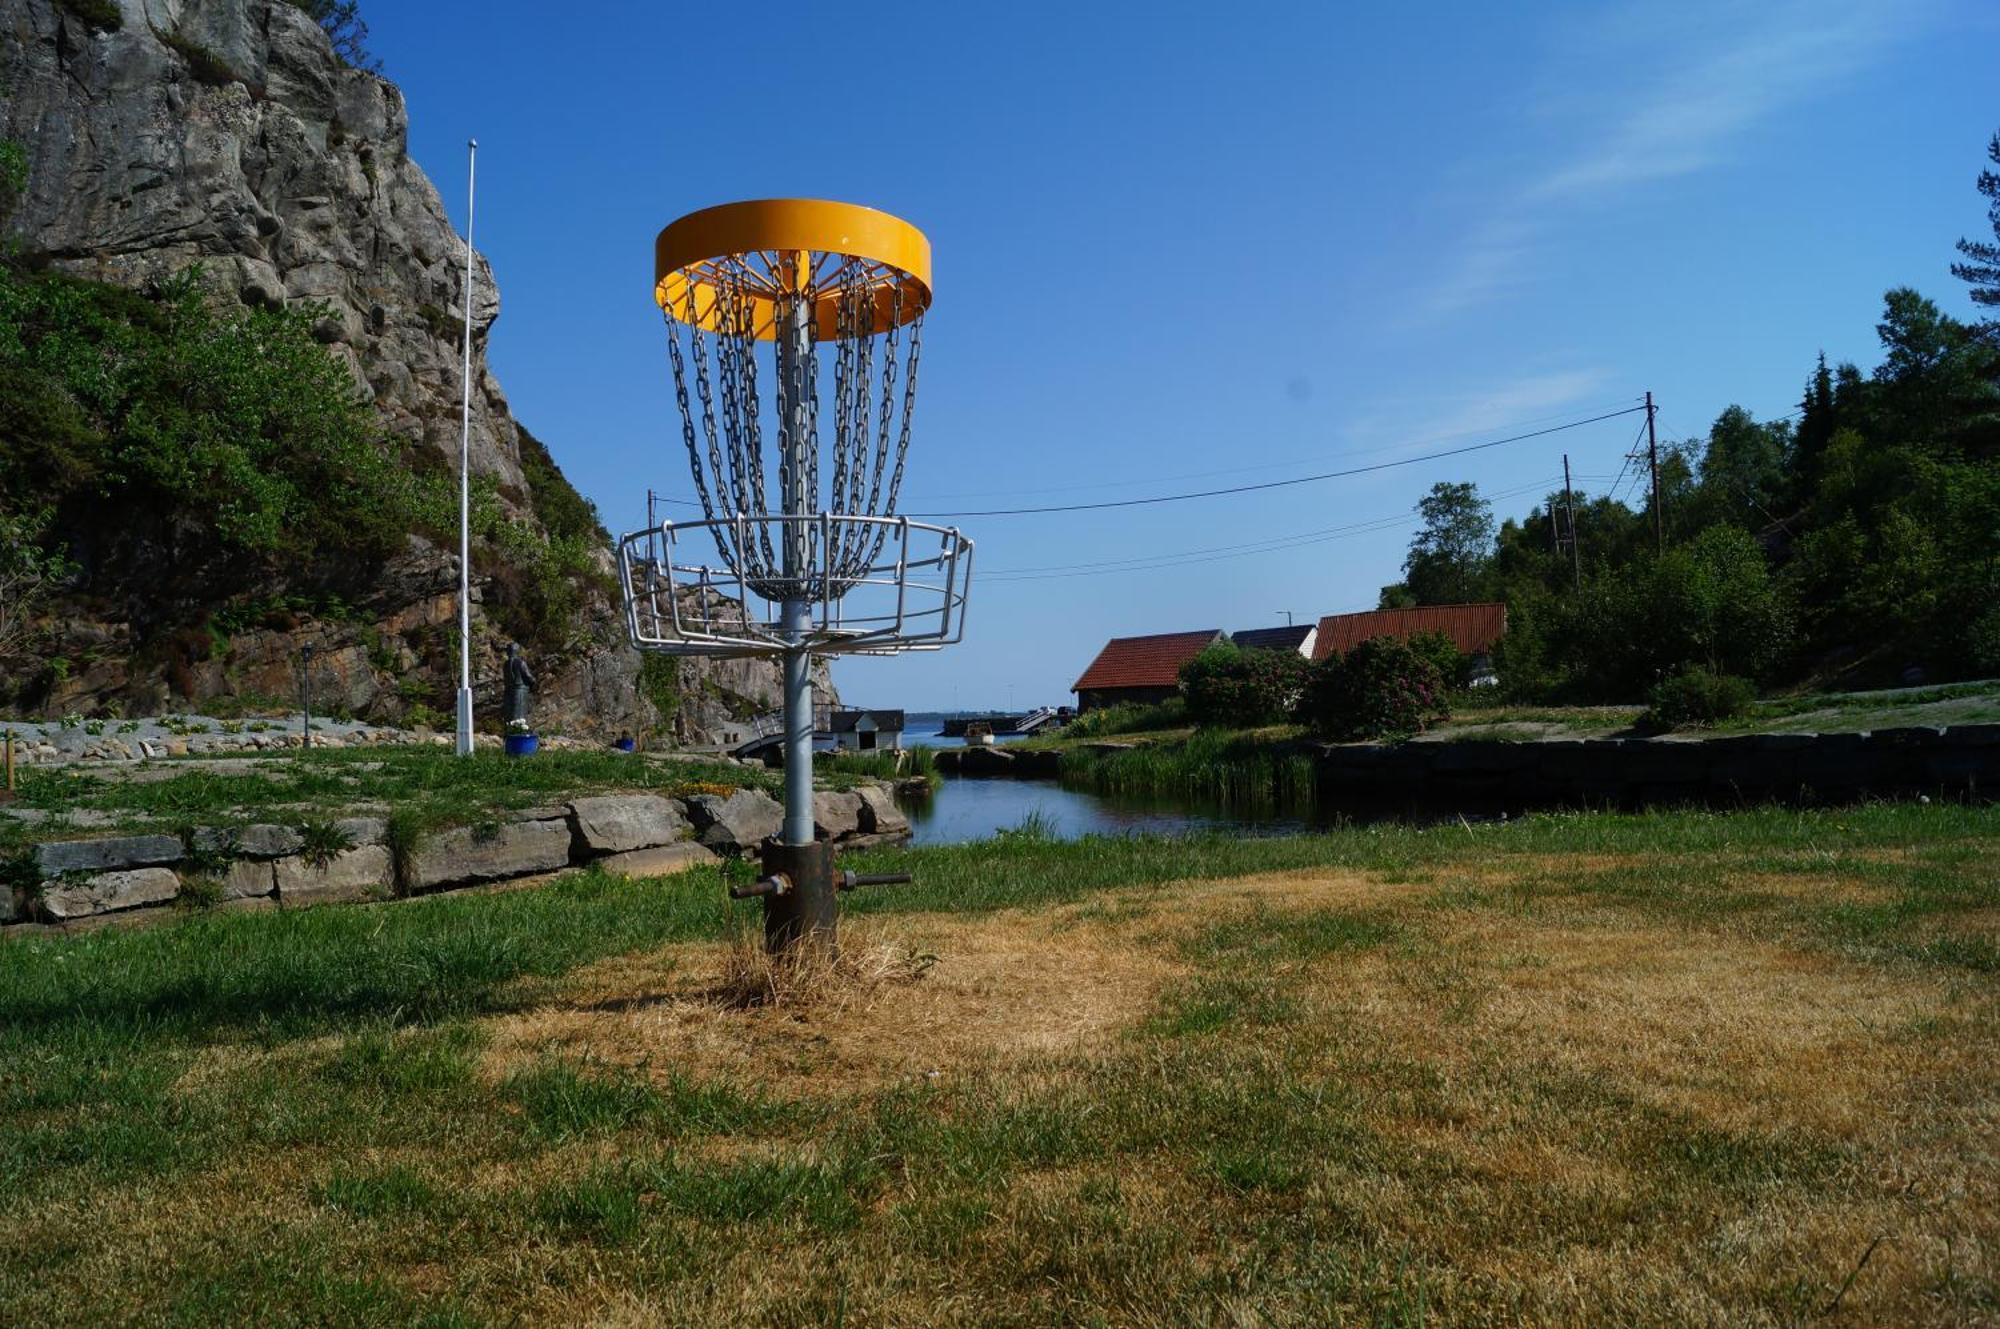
<box><xmin>899</xmin><ymin>776</ymin><xmax>1332</xmax><ymax>846</ymax></box>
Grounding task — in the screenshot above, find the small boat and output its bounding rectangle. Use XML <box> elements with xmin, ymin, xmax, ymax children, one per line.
<box><xmin>964</xmin><ymin>720</ymin><xmax>994</xmax><ymax>748</ymax></box>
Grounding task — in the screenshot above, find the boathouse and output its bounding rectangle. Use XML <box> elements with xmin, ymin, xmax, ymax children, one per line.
<box><xmin>828</xmin><ymin>709</ymin><xmax>905</xmax><ymax>753</ymax></box>
<box><xmin>1071</xmin><ymin>629</ymin><xmax>1225</xmax><ymax>713</ymax></box>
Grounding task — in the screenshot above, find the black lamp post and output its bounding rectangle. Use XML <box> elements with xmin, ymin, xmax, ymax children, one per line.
<box><xmin>300</xmin><ymin>641</ymin><xmax>316</xmax><ymax>751</ymax></box>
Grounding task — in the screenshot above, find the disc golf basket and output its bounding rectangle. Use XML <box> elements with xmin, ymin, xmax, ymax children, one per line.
<box><xmin>618</xmin><ymin>199</ymin><xmax>974</xmax><ymax>955</ymax></box>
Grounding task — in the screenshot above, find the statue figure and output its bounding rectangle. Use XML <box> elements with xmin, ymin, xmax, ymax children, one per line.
<box><xmin>503</xmin><ymin>643</ymin><xmax>537</xmax><ymax>729</ymax></box>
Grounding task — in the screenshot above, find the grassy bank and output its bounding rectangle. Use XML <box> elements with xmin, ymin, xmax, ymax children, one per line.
<box><xmin>2</xmin><ymin>802</ymin><xmax>1996</xmax><ymax>1324</ymax></box>
<box><xmin>0</xmin><ymin>748</ymin><xmax>776</xmax><ymax>855</ymax></box>
<box><xmin>1026</xmin><ymin>679</ymin><xmax>2000</xmax><ymax>755</ymax></box>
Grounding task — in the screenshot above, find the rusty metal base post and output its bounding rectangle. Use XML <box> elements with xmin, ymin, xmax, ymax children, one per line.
<box><xmin>757</xmin><ymin>839</ymin><xmax>837</xmax><ymax>957</ymax></box>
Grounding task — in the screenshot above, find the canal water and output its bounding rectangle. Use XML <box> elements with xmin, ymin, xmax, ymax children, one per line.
<box><xmin>898</xmin><ymin>776</ymin><xmax>1337</xmax><ymax>846</ymax></box>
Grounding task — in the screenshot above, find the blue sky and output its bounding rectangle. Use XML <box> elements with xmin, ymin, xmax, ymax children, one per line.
<box><xmin>373</xmin><ymin>0</ymin><xmax>1996</xmax><ymax>712</ymax></box>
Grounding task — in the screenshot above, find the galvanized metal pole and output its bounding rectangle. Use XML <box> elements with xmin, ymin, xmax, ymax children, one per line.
<box><xmin>755</xmin><ymin>283</ymin><xmax>839</xmax><ymax>954</ymax></box>
<box><xmin>778</xmin><ymin>290</ymin><xmax>815</xmax><ymax>848</ymax></box>
<box><xmin>455</xmin><ymin>139</ymin><xmax>478</xmax><ymax>758</ymax></box>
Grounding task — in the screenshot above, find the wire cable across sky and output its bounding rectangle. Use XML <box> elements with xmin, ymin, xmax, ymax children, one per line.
<box><xmin>903</xmin><ymin>404</ymin><xmax>1649</xmax><ymax>519</ymax></box>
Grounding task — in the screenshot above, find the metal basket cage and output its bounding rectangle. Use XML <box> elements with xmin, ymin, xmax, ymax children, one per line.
<box><xmin>618</xmin><ymin>513</ymin><xmax>972</xmax><ymax>659</ymax></box>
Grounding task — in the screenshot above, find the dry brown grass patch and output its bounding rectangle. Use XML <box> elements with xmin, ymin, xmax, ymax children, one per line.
<box><xmin>480</xmin><ymin>909</ymin><xmax>1183</xmax><ymax>1097</ymax></box>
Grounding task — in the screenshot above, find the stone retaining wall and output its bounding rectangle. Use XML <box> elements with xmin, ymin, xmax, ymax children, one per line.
<box><xmin>935</xmin><ymin>726</ymin><xmax>2000</xmax><ymax>808</ymax></box>
<box><xmin>3</xmin><ymin>784</ymin><xmax>911</xmax><ymax>934</ymax></box>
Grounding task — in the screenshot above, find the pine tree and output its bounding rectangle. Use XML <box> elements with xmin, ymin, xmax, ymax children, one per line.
<box><xmin>1952</xmin><ymin>130</ymin><xmax>2000</xmax><ymax>312</ymax></box>
<box><xmin>1793</xmin><ymin>352</ymin><xmax>1837</xmax><ymax>491</ymax></box>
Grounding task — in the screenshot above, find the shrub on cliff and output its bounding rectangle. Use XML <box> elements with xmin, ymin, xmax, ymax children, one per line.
<box><xmin>0</xmin><ymin>264</ymin><xmax>417</xmax><ymax>564</ymax></box>
<box><xmin>1297</xmin><ymin>636</ymin><xmax>1449</xmax><ymax>741</ymax></box>
<box><xmin>1178</xmin><ymin>641</ymin><xmax>1310</xmax><ymax>728</ymax></box>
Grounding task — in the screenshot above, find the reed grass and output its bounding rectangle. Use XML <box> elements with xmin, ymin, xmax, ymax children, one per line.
<box><xmin>1058</xmin><ymin>728</ymin><xmax>1320</xmax><ymax>811</ymax></box>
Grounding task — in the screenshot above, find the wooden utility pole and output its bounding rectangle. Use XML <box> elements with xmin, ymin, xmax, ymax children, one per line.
<box><xmin>1645</xmin><ymin>390</ymin><xmax>1662</xmax><ymax>552</ymax></box>
<box><xmin>1562</xmin><ymin>453</ymin><xmax>1581</xmax><ymax>588</ymax></box>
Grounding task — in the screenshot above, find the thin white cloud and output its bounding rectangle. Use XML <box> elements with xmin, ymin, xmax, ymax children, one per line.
<box><xmin>1415</xmin><ymin>0</ymin><xmax>1918</xmax><ymax>321</ymax></box>
<box><xmin>1345</xmin><ymin>367</ymin><xmax>1617</xmax><ymax>456</ymax></box>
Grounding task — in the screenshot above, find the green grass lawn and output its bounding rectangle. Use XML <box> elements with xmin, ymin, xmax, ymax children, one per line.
<box><xmin>2</xmin><ymin>803</ymin><xmax>1996</xmax><ymax>1325</ymax></box>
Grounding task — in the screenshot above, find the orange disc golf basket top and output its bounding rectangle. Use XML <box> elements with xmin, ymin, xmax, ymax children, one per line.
<box><xmin>618</xmin><ymin>199</ymin><xmax>974</xmax><ymax>954</ymax></box>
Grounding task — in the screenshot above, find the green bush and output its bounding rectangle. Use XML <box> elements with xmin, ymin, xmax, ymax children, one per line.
<box><xmin>636</xmin><ymin>654</ymin><xmax>682</xmax><ymax>736</ymax></box>
<box><xmin>1297</xmin><ymin>636</ymin><xmax>1449</xmax><ymax>741</ymax></box>
<box><xmin>1639</xmin><ymin>666</ymin><xmax>1755</xmax><ymax>730</ymax></box>
<box><xmin>1403</xmin><ymin>629</ymin><xmax>1467</xmax><ymax>690</ymax></box>
<box><xmin>0</xmin><ymin>264</ymin><xmax>428</xmax><ymax>569</ymax></box>
<box><xmin>1178</xmin><ymin>642</ymin><xmax>1309</xmax><ymax>728</ymax></box>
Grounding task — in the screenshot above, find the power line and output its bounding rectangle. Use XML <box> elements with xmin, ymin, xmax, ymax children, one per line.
<box><xmin>892</xmin><ymin>396</ymin><xmax>1650</xmax><ymax>504</ymax></box>
<box><xmin>982</xmin><ymin>475</ymin><xmax>1568</xmax><ymax>582</ymax></box>
<box><xmin>638</xmin><ymin>401</ymin><xmax>1648</xmax><ymax>525</ymax></box>
<box><xmin>905</xmin><ymin>405</ymin><xmax>1649</xmax><ymax>519</ymax></box>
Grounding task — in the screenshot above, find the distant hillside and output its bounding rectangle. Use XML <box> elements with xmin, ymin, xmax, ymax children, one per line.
<box><xmin>0</xmin><ymin>0</ymin><xmax>822</xmax><ymax>737</ymax></box>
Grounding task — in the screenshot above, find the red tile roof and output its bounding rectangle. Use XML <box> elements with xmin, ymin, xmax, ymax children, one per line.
<box><xmin>1311</xmin><ymin>604</ymin><xmax>1507</xmax><ymax>662</ymax></box>
<box><xmin>1072</xmin><ymin>630</ymin><xmax>1224</xmax><ymax>692</ymax></box>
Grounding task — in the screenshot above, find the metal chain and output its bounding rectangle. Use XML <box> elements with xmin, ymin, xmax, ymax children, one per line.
<box><xmin>730</xmin><ymin>282</ymin><xmax>776</xmax><ymax>574</ymax></box>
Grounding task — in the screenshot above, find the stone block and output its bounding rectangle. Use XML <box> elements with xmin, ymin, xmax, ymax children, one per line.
<box><xmin>1747</xmin><ymin>732</ymin><xmax>1820</xmax><ymax>751</ymax></box>
<box><xmin>334</xmin><ymin>816</ymin><xmax>389</xmax><ymax>846</ymax></box>
<box><xmin>192</xmin><ymin>823</ymin><xmax>306</xmax><ymax>859</ymax></box>
<box><xmin>1619</xmin><ymin>739</ymin><xmax>1712</xmax><ymax>785</ymax></box>
<box><xmin>1866</xmin><ymin>726</ymin><xmax>1946</xmax><ymax>748</ymax></box>
<box><xmin>40</xmin><ymin>867</ymin><xmax>180</xmax><ymax>920</ymax></box>
<box><xmin>1429</xmin><ymin>742</ymin><xmax>1536</xmax><ymax>776</ymax></box>
<box><xmin>1942</xmin><ymin>723</ymin><xmax>2000</xmax><ymax>748</ymax></box>
<box><xmin>685</xmin><ymin>789</ymin><xmax>784</xmax><ymax>854</ymax></box>
<box><xmin>275</xmin><ymin>845</ymin><xmax>394</xmax><ymax>905</ymax></box>
<box><xmin>1009</xmin><ymin>748</ymin><xmax>1064</xmax><ymax>779</ymax></box>
<box><xmin>596</xmin><ymin>843</ymin><xmax>718</xmax><ymax>880</ymax></box>
<box><xmin>854</xmin><ymin>785</ymin><xmax>910</xmax><ymax>835</ymax></box>
<box><xmin>812</xmin><ymin>790</ymin><xmax>865</xmax><ymax>840</ymax></box>
<box><xmin>956</xmin><ymin>746</ymin><xmax>1017</xmax><ymax>776</ymax></box>
<box><xmin>34</xmin><ymin>834</ymin><xmax>182</xmax><ymax>876</ymax></box>
<box><xmin>568</xmin><ymin>794</ymin><xmax>687</xmax><ymax>855</ymax></box>
<box><xmin>404</xmin><ymin>818</ymin><xmax>573</xmax><ymax>892</ymax></box>
<box><xmin>1921</xmin><ymin>751</ymin><xmax>1988</xmax><ymax>788</ymax></box>
<box><xmin>222</xmin><ymin>858</ymin><xmax>277</xmax><ymax>899</ymax></box>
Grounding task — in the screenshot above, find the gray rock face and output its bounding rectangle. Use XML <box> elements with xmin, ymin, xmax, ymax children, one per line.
<box><xmin>275</xmin><ymin>844</ymin><xmax>393</xmax><ymax>905</ymax></box>
<box><xmin>853</xmin><ymin>785</ymin><xmax>910</xmax><ymax>836</ymax></box>
<box><xmin>35</xmin><ymin>834</ymin><xmax>183</xmax><ymax>875</ymax></box>
<box><xmin>568</xmin><ymin>795</ymin><xmax>685</xmax><ymax>856</ymax></box>
<box><xmin>685</xmin><ymin>789</ymin><xmax>784</xmax><ymax>854</ymax></box>
<box><xmin>596</xmin><ymin>843</ymin><xmax>716</xmax><ymax>880</ymax></box>
<box><xmin>811</xmin><ymin>790</ymin><xmax>865</xmax><ymax>840</ymax></box>
<box><xmin>404</xmin><ymin>817</ymin><xmax>572</xmax><ymax>891</ymax></box>
<box><xmin>1</xmin><ymin>0</ymin><xmax>526</xmax><ymax>496</ymax></box>
<box><xmin>0</xmin><ymin>0</ymin><xmax>828</xmax><ymax>740</ymax></box>
<box><xmin>41</xmin><ymin>867</ymin><xmax>181</xmax><ymax>919</ymax></box>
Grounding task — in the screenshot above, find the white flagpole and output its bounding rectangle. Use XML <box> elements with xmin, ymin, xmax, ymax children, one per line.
<box><xmin>454</xmin><ymin>138</ymin><xmax>478</xmax><ymax>757</ymax></box>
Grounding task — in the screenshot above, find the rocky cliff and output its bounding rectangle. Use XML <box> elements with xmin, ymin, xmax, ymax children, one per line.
<box><xmin>0</xmin><ymin>0</ymin><xmax>823</xmax><ymax>739</ymax></box>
